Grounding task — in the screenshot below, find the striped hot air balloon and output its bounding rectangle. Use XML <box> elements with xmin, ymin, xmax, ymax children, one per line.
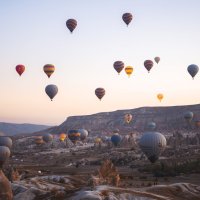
<box><xmin>122</xmin><ymin>13</ymin><xmax>133</xmax><ymax>26</ymax></box>
<box><xmin>66</xmin><ymin>19</ymin><xmax>77</xmax><ymax>33</ymax></box>
<box><xmin>16</xmin><ymin>64</ymin><xmax>25</xmax><ymax>76</ymax></box>
<box><xmin>113</xmin><ymin>61</ymin><xmax>124</xmax><ymax>74</ymax></box>
<box><xmin>43</xmin><ymin>64</ymin><xmax>55</xmax><ymax>78</ymax></box>
<box><xmin>95</xmin><ymin>88</ymin><xmax>105</xmax><ymax>100</ymax></box>
<box><xmin>125</xmin><ymin>66</ymin><xmax>133</xmax><ymax>77</ymax></box>
<box><xmin>144</xmin><ymin>60</ymin><xmax>154</xmax><ymax>73</ymax></box>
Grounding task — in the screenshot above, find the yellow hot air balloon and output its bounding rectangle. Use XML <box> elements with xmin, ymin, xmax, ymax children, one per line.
<box><xmin>59</xmin><ymin>133</ymin><xmax>67</xmax><ymax>141</ymax></box>
<box><xmin>125</xmin><ymin>66</ymin><xmax>133</xmax><ymax>77</ymax></box>
<box><xmin>95</xmin><ymin>137</ymin><xmax>102</xmax><ymax>144</ymax></box>
<box><xmin>157</xmin><ymin>93</ymin><xmax>164</xmax><ymax>102</ymax></box>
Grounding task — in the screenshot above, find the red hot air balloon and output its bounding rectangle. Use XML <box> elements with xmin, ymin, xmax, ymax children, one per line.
<box><xmin>122</xmin><ymin>13</ymin><xmax>133</xmax><ymax>26</ymax></box>
<box><xmin>113</xmin><ymin>61</ymin><xmax>124</xmax><ymax>74</ymax></box>
<box><xmin>95</xmin><ymin>88</ymin><xmax>105</xmax><ymax>100</ymax></box>
<box><xmin>144</xmin><ymin>60</ymin><xmax>154</xmax><ymax>73</ymax></box>
<box><xmin>66</xmin><ymin>19</ymin><xmax>77</xmax><ymax>33</ymax></box>
<box><xmin>16</xmin><ymin>65</ymin><xmax>25</xmax><ymax>76</ymax></box>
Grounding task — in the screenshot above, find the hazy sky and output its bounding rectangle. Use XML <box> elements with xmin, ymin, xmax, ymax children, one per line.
<box><xmin>1</xmin><ymin>0</ymin><xmax>200</xmax><ymax>125</ymax></box>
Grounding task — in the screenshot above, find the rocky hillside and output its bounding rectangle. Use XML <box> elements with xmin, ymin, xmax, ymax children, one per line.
<box><xmin>39</xmin><ymin>104</ymin><xmax>200</xmax><ymax>136</ymax></box>
<box><xmin>0</xmin><ymin>122</ymin><xmax>51</xmax><ymax>136</ymax></box>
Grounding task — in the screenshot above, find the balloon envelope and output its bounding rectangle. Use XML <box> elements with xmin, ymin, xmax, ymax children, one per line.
<box><xmin>95</xmin><ymin>88</ymin><xmax>105</xmax><ymax>100</ymax></box>
<box><xmin>139</xmin><ymin>131</ymin><xmax>166</xmax><ymax>163</ymax></box>
<box><xmin>35</xmin><ymin>137</ymin><xmax>44</xmax><ymax>145</ymax></box>
<box><xmin>43</xmin><ymin>64</ymin><xmax>55</xmax><ymax>78</ymax></box>
<box><xmin>66</xmin><ymin>19</ymin><xmax>77</xmax><ymax>33</ymax></box>
<box><xmin>154</xmin><ymin>57</ymin><xmax>160</xmax><ymax>64</ymax></box>
<box><xmin>187</xmin><ymin>64</ymin><xmax>199</xmax><ymax>79</ymax></box>
<box><xmin>0</xmin><ymin>146</ymin><xmax>10</xmax><ymax>167</ymax></box>
<box><xmin>184</xmin><ymin>111</ymin><xmax>194</xmax><ymax>122</ymax></box>
<box><xmin>147</xmin><ymin>122</ymin><xmax>156</xmax><ymax>131</ymax></box>
<box><xmin>78</xmin><ymin>129</ymin><xmax>88</xmax><ymax>141</ymax></box>
<box><xmin>59</xmin><ymin>133</ymin><xmax>67</xmax><ymax>141</ymax></box>
<box><xmin>125</xmin><ymin>66</ymin><xmax>133</xmax><ymax>77</ymax></box>
<box><xmin>113</xmin><ymin>61</ymin><xmax>124</xmax><ymax>74</ymax></box>
<box><xmin>94</xmin><ymin>137</ymin><xmax>102</xmax><ymax>144</ymax></box>
<box><xmin>144</xmin><ymin>60</ymin><xmax>154</xmax><ymax>72</ymax></box>
<box><xmin>124</xmin><ymin>114</ymin><xmax>132</xmax><ymax>123</ymax></box>
<box><xmin>157</xmin><ymin>93</ymin><xmax>164</xmax><ymax>102</ymax></box>
<box><xmin>0</xmin><ymin>137</ymin><xmax>12</xmax><ymax>149</ymax></box>
<box><xmin>111</xmin><ymin>134</ymin><xmax>122</xmax><ymax>146</ymax></box>
<box><xmin>122</xmin><ymin>13</ymin><xmax>133</xmax><ymax>26</ymax></box>
<box><xmin>42</xmin><ymin>133</ymin><xmax>53</xmax><ymax>143</ymax></box>
<box><xmin>68</xmin><ymin>130</ymin><xmax>80</xmax><ymax>144</ymax></box>
<box><xmin>45</xmin><ymin>84</ymin><xmax>58</xmax><ymax>101</ymax></box>
<box><xmin>16</xmin><ymin>64</ymin><xmax>25</xmax><ymax>76</ymax></box>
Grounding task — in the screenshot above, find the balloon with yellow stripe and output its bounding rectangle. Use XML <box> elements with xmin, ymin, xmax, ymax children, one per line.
<box><xmin>125</xmin><ymin>66</ymin><xmax>133</xmax><ymax>77</ymax></box>
<box><xmin>43</xmin><ymin>64</ymin><xmax>55</xmax><ymax>78</ymax></box>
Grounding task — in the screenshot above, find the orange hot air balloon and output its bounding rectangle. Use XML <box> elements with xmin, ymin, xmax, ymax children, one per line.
<box><xmin>66</xmin><ymin>19</ymin><xmax>77</xmax><ymax>33</ymax></box>
<box><xmin>16</xmin><ymin>65</ymin><xmax>25</xmax><ymax>76</ymax></box>
<box><xmin>95</xmin><ymin>88</ymin><xmax>105</xmax><ymax>100</ymax></box>
<box><xmin>125</xmin><ymin>66</ymin><xmax>133</xmax><ymax>77</ymax></box>
<box><xmin>157</xmin><ymin>93</ymin><xmax>164</xmax><ymax>102</ymax></box>
<box><xmin>43</xmin><ymin>64</ymin><xmax>55</xmax><ymax>78</ymax></box>
<box><xmin>59</xmin><ymin>133</ymin><xmax>67</xmax><ymax>141</ymax></box>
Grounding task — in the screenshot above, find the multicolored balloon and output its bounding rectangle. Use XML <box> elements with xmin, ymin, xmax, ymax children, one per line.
<box><xmin>43</xmin><ymin>64</ymin><xmax>55</xmax><ymax>78</ymax></box>
<box><xmin>68</xmin><ymin>130</ymin><xmax>80</xmax><ymax>144</ymax></box>
<box><xmin>59</xmin><ymin>133</ymin><xmax>67</xmax><ymax>141</ymax></box>
<box><xmin>187</xmin><ymin>64</ymin><xmax>199</xmax><ymax>79</ymax></box>
<box><xmin>157</xmin><ymin>93</ymin><xmax>164</xmax><ymax>102</ymax></box>
<box><xmin>42</xmin><ymin>133</ymin><xmax>53</xmax><ymax>143</ymax></box>
<box><xmin>45</xmin><ymin>84</ymin><xmax>58</xmax><ymax>101</ymax></box>
<box><xmin>78</xmin><ymin>129</ymin><xmax>88</xmax><ymax>141</ymax></box>
<box><xmin>125</xmin><ymin>66</ymin><xmax>133</xmax><ymax>77</ymax></box>
<box><xmin>35</xmin><ymin>137</ymin><xmax>44</xmax><ymax>145</ymax></box>
<box><xmin>16</xmin><ymin>64</ymin><xmax>25</xmax><ymax>76</ymax></box>
<box><xmin>66</xmin><ymin>19</ymin><xmax>77</xmax><ymax>33</ymax></box>
<box><xmin>154</xmin><ymin>57</ymin><xmax>160</xmax><ymax>64</ymax></box>
<box><xmin>144</xmin><ymin>60</ymin><xmax>154</xmax><ymax>73</ymax></box>
<box><xmin>113</xmin><ymin>61</ymin><xmax>124</xmax><ymax>74</ymax></box>
<box><xmin>124</xmin><ymin>113</ymin><xmax>133</xmax><ymax>124</ymax></box>
<box><xmin>122</xmin><ymin>13</ymin><xmax>133</xmax><ymax>26</ymax></box>
<box><xmin>95</xmin><ymin>88</ymin><xmax>105</xmax><ymax>100</ymax></box>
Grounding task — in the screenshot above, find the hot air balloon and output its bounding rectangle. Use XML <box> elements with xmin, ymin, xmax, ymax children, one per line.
<box><xmin>0</xmin><ymin>137</ymin><xmax>12</xmax><ymax>149</ymax></box>
<box><xmin>122</xmin><ymin>13</ymin><xmax>133</xmax><ymax>26</ymax></box>
<box><xmin>154</xmin><ymin>57</ymin><xmax>160</xmax><ymax>64</ymax></box>
<box><xmin>68</xmin><ymin>130</ymin><xmax>80</xmax><ymax>144</ymax></box>
<box><xmin>139</xmin><ymin>131</ymin><xmax>166</xmax><ymax>163</ymax></box>
<box><xmin>125</xmin><ymin>66</ymin><xmax>133</xmax><ymax>77</ymax></box>
<box><xmin>45</xmin><ymin>84</ymin><xmax>58</xmax><ymax>101</ymax></box>
<box><xmin>195</xmin><ymin>120</ymin><xmax>200</xmax><ymax>128</ymax></box>
<box><xmin>187</xmin><ymin>64</ymin><xmax>199</xmax><ymax>79</ymax></box>
<box><xmin>113</xmin><ymin>129</ymin><xmax>120</xmax><ymax>134</ymax></box>
<box><xmin>94</xmin><ymin>137</ymin><xmax>102</xmax><ymax>144</ymax></box>
<box><xmin>95</xmin><ymin>88</ymin><xmax>105</xmax><ymax>100</ymax></box>
<box><xmin>113</xmin><ymin>61</ymin><xmax>124</xmax><ymax>74</ymax></box>
<box><xmin>43</xmin><ymin>64</ymin><xmax>55</xmax><ymax>78</ymax></box>
<box><xmin>111</xmin><ymin>134</ymin><xmax>122</xmax><ymax>146</ymax></box>
<box><xmin>124</xmin><ymin>114</ymin><xmax>133</xmax><ymax>124</ymax></box>
<box><xmin>0</xmin><ymin>146</ymin><xmax>10</xmax><ymax>167</ymax></box>
<box><xmin>157</xmin><ymin>93</ymin><xmax>164</xmax><ymax>102</ymax></box>
<box><xmin>42</xmin><ymin>133</ymin><xmax>53</xmax><ymax>143</ymax></box>
<box><xmin>59</xmin><ymin>133</ymin><xmax>67</xmax><ymax>142</ymax></box>
<box><xmin>147</xmin><ymin>122</ymin><xmax>156</xmax><ymax>131</ymax></box>
<box><xmin>16</xmin><ymin>65</ymin><xmax>25</xmax><ymax>76</ymax></box>
<box><xmin>35</xmin><ymin>137</ymin><xmax>44</xmax><ymax>145</ymax></box>
<box><xmin>144</xmin><ymin>60</ymin><xmax>154</xmax><ymax>73</ymax></box>
<box><xmin>78</xmin><ymin>129</ymin><xmax>88</xmax><ymax>141</ymax></box>
<box><xmin>184</xmin><ymin>111</ymin><xmax>194</xmax><ymax>123</ymax></box>
<box><xmin>66</xmin><ymin>19</ymin><xmax>77</xmax><ymax>33</ymax></box>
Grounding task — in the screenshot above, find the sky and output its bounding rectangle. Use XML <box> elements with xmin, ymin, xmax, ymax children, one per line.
<box><xmin>0</xmin><ymin>0</ymin><xmax>200</xmax><ymax>125</ymax></box>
